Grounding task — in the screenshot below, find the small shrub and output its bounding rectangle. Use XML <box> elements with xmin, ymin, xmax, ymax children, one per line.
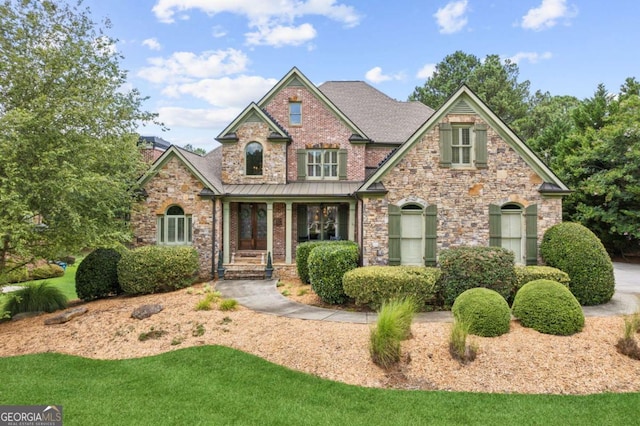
<box><xmin>219</xmin><ymin>299</ymin><xmax>238</xmax><ymax>311</ymax></box>
<box><xmin>297</xmin><ymin>288</ymin><xmax>308</xmax><ymax>296</ymax></box>
<box><xmin>192</xmin><ymin>323</ymin><xmax>205</xmax><ymax>337</ymax></box>
<box><xmin>75</xmin><ymin>248</ymin><xmax>123</xmax><ymax>301</ymax></box>
<box><xmin>30</xmin><ymin>264</ymin><xmax>65</xmax><ymax>281</ymax></box>
<box><xmin>616</xmin><ymin>314</ymin><xmax>640</xmax><ymax>360</ymax></box>
<box><xmin>308</xmin><ymin>242</ymin><xmax>359</xmax><ymax>304</ymax></box>
<box><xmin>449</xmin><ymin>319</ymin><xmax>477</xmax><ymax>364</ymax></box>
<box><xmin>451</xmin><ymin>288</ymin><xmax>510</xmax><ymax>337</ymax></box>
<box><xmin>0</xmin><ymin>263</ymin><xmax>29</xmax><ymax>285</ymax></box>
<box><xmin>343</xmin><ymin>266</ymin><xmax>440</xmax><ymax>310</ymax></box>
<box><xmin>3</xmin><ymin>282</ymin><xmax>68</xmax><ymax>316</ymax></box>
<box><xmin>195</xmin><ymin>293</ymin><xmax>218</xmax><ymax>311</ymax></box>
<box><xmin>512</xmin><ymin>265</ymin><xmax>570</xmax><ymax>304</ymax></box>
<box><xmin>281</xmin><ymin>289</ymin><xmax>290</xmax><ymax>296</ymax></box>
<box><xmin>511</xmin><ymin>279</ymin><xmax>584</xmax><ymax>336</ymax></box>
<box><xmin>296</xmin><ymin>240</ymin><xmax>356</xmax><ymax>284</ymax></box>
<box><xmin>171</xmin><ymin>337</ymin><xmax>184</xmax><ymax>346</ymax></box>
<box><xmin>540</xmin><ymin>222</ymin><xmax>615</xmax><ymax>305</ymax></box>
<box><xmin>118</xmin><ymin>246</ymin><xmax>199</xmax><ymax>295</ymax></box>
<box><xmin>368</xmin><ymin>298</ymin><xmax>415</xmax><ymax>369</ymax></box>
<box><xmin>438</xmin><ymin>246</ymin><xmax>516</xmax><ymax>307</ymax></box>
<box><xmin>138</xmin><ymin>328</ymin><xmax>167</xmax><ymax>341</ymax></box>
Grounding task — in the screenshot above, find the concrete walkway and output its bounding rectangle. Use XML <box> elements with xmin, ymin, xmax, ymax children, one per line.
<box><xmin>216</xmin><ymin>262</ymin><xmax>640</xmax><ymax>324</ymax></box>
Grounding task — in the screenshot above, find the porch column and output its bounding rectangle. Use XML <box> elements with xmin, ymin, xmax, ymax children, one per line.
<box><xmin>266</xmin><ymin>202</ymin><xmax>273</xmax><ymax>258</ymax></box>
<box><xmin>223</xmin><ymin>201</ymin><xmax>230</xmax><ymax>264</ymax></box>
<box><xmin>348</xmin><ymin>201</ymin><xmax>356</xmax><ymax>241</ymax></box>
<box><xmin>285</xmin><ymin>201</ymin><xmax>293</xmax><ymax>264</ymax></box>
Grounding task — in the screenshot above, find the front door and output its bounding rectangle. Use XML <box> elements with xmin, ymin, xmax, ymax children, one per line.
<box><xmin>238</xmin><ymin>203</ymin><xmax>267</xmax><ymax>250</ymax></box>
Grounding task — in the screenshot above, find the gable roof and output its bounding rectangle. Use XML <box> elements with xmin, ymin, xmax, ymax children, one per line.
<box><xmin>216</xmin><ymin>103</ymin><xmax>290</xmax><ymax>142</ymax></box>
<box><xmin>256</xmin><ymin>67</ymin><xmax>369</xmax><ymax>141</ymax></box>
<box><xmin>319</xmin><ymin>81</ymin><xmax>434</xmax><ymax>144</ymax></box>
<box><xmin>360</xmin><ymin>84</ymin><xmax>570</xmax><ymax>193</ymax></box>
<box><xmin>138</xmin><ymin>145</ymin><xmax>223</xmax><ymax>195</ymax></box>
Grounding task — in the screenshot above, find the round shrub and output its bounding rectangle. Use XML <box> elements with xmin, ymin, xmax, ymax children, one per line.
<box><xmin>511</xmin><ymin>265</ymin><xmax>570</xmax><ymax>304</ymax></box>
<box><xmin>307</xmin><ymin>242</ymin><xmax>358</xmax><ymax>304</ymax></box>
<box><xmin>451</xmin><ymin>288</ymin><xmax>511</xmax><ymax>337</ymax></box>
<box><xmin>296</xmin><ymin>240</ymin><xmax>354</xmax><ymax>284</ymax></box>
<box><xmin>343</xmin><ymin>266</ymin><xmax>440</xmax><ymax>310</ymax></box>
<box><xmin>540</xmin><ymin>222</ymin><xmax>614</xmax><ymax>305</ymax></box>
<box><xmin>511</xmin><ymin>279</ymin><xmax>584</xmax><ymax>336</ymax></box>
<box><xmin>3</xmin><ymin>282</ymin><xmax>68</xmax><ymax>316</ymax></box>
<box><xmin>30</xmin><ymin>264</ymin><xmax>65</xmax><ymax>281</ymax></box>
<box><xmin>438</xmin><ymin>246</ymin><xmax>516</xmax><ymax>307</ymax></box>
<box><xmin>118</xmin><ymin>246</ymin><xmax>199</xmax><ymax>295</ymax></box>
<box><xmin>75</xmin><ymin>248</ymin><xmax>123</xmax><ymax>301</ymax></box>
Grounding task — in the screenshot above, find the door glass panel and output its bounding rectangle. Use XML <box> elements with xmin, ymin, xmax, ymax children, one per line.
<box><xmin>240</xmin><ymin>204</ymin><xmax>252</xmax><ymax>239</ymax></box>
<box><xmin>256</xmin><ymin>207</ymin><xmax>267</xmax><ymax>239</ymax></box>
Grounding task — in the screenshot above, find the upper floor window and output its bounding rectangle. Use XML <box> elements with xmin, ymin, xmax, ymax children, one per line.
<box><xmin>245</xmin><ymin>142</ymin><xmax>263</xmax><ymax>176</ymax></box>
<box><xmin>157</xmin><ymin>205</ymin><xmax>192</xmax><ymax>245</ymax></box>
<box><xmin>289</xmin><ymin>102</ymin><xmax>302</xmax><ymax>125</ymax></box>
<box><xmin>307</xmin><ymin>150</ymin><xmax>338</xmax><ymax>179</ymax></box>
<box><xmin>452</xmin><ymin>125</ymin><xmax>473</xmax><ymax>166</ymax></box>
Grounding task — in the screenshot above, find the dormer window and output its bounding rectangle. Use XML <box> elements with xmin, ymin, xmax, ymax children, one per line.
<box><xmin>245</xmin><ymin>142</ymin><xmax>263</xmax><ymax>176</ymax></box>
<box><xmin>289</xmin><ymin>101</ymin><xmax>301</xmax><ymax>125</ymax></box>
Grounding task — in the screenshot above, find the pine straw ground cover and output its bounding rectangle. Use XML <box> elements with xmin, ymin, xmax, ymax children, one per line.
<box><xmin>0</xmin><ymin>282</ymin><xmax>639</xmax><ymax>395</ymax></box>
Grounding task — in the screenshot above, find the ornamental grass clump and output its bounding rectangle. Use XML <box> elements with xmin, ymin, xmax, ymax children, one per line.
<box><xmin>615</xmin><ymin>313</ymin><xmax>640</xmax><ymax>360</ymax></box>
<box><xmin>369</xmin><ymin>298</ymin><xmax>416</xmax><ymax>369</ymax></box>
<box><xmin>449</xmin><ymin>319</ymin><xmax>477</xmax><ymax>364</ymax></box>
<box><xmin>3</xmin><ymin>282</ymin><xmax>68</xmax><ymax>316</ymax></box>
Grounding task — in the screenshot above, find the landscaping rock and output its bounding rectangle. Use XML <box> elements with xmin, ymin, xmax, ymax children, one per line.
<box><xmin>12</xmin><ymin>312</ymin><xmax>44</xmax><ymax>321</ymax></box>
<box><xmin>131</xmin><ymin>304</ymin><xmax>163</xmax><ymax>320</ymax></box>
<box><xmin>44</xmin><ymin>307</ymin><xmax>88</xmax><ymax>325</ymax></box>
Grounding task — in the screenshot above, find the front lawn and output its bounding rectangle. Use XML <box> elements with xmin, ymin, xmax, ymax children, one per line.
<box><xmin>0</xmin><ymin>345</ymin><xmax>637</xmax><ymax>425</ymax></box>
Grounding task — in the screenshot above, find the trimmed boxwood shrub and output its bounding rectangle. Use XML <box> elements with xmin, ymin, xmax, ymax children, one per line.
<box><xmin>438</xmin><ymin>246</ymin><xmax>516</xmax><ymax>307</ymax></box>
<box><xmin>75</xmin><ymin>248</ymin><xmax>123</xmax><ymax>301</ymax></box>
<box><xmin>118</xmin><ymin>246</ymin><xmax>199</xmax><ymax>295</ymax></box>
<box><xmin>30</xmin><ymin>264</ymin><xmax>65</xmax><ymax>280</ymax></box>
<box><xmin>343</xmin><ymin>266</ymin><xmax>440</xmax><ymax>310</ymax></box>
<box><xmin>511</xmin><ymin>279</ymin><xmax>584</xmax><ymax>336</ymax></box>
<box><xmin>307</xmin><ymin>242</ymin><xmax>359</xmax><ymax>304</ymax></box>
<box><xmin>512</xmin><ymin>265</ymin><xmax>570</xmax><ymax>304</ymax></box>
<box><xmin>540</xmin><ymin>222</ymin><xmax>615</xmax><ymax>305</ymax></box>
<box><xmin>296</xmin><ymin>240</ymin><xmax>355</xmax><ymax>284</ymax></box>
<box><xmin>451</xmin><ymin>288</ymin><xmax>511</xmax><ymax>337</ymax></box>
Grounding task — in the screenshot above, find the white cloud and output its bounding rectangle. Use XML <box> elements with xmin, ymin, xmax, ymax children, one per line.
<box><xmin>365</xmin><ymin>67</ymin><xmax>403</xmax><ymax>84</ymax></box>
<box><xmin>434</xmin><ymin>0</ymin><xmax>469</xmax><ymax>34</ymax></box>
<box><xmin>142</xmin><ymin>38</ymin><xmax>162</xmax><ymax>51</ymax></box>
<box><xmin>416</xmin><ymin>64</ymin><xmax>436</xmax><ymax>79</ymax></box>
<box><xmin>151</xmin><ymin>0</ymin><xmax>360</xmax><ymax>46</ymax></box>
<box><xmin>158</xmin><ymin>106</ymin><xmax>241</xmax><ymax>130</ymax></box>
<box><xmin>163</xmin><ymin>75</ymin><xmax>278</xmax><ymax>108</ymax></box>
<box><xmin>212</xmin><ymin>25</ymin><xmax>227</xmax><ymax>38</ymax></box>
<box><xmin>508</xmin><ymin>51</ymin><xmax>553</xmax><ymax>64</ymax></box>
<box><xmin>137</xmin><ymin>48</ymin><xmax>249</xmax><ymax>84</ymax></box>
<box><xmin>521</xmin><ymin>0</ymin><xmax>577</xmax><ymax>31</ymax></box>
<box><xmin>246</xmin><ymin>23</ymin><xmax>317</xmax><ymax>47</ymax></box>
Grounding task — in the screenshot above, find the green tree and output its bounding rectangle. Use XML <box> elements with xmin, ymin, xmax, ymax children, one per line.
<box><xmin>0</xmin><ymin>0</ymin><xmax>156</xmax><ymax>274</ymax></box>
<box><xmin>409</xmin><ymin>51</ymin><xmax>531</xmax><ymax>124</ymax></box>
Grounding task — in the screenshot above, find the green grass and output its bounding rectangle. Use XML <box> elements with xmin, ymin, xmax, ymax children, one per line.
<box><xmin>0</xmin><ymin>345</ymin><xmax>638</xmax><ymax>425</ymax></box>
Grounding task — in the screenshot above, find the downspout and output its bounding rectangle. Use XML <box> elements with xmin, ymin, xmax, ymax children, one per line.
<box><xmin>353</xmin><ymin>191</ymin><xmax>364</xmax><ymax>266</ymax></box>
<box><xmin>211</xmin><ymin>196</ymin><xmax>216</xmax><ymax>279</ymax></box>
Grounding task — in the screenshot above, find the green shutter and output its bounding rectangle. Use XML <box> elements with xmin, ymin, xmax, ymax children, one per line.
<box><xmin>424</xmin><ymin>205</ymin><xmax>437</xmax><ymax>266</ymax></box>
<box><xmin>525</xmin><ymin>204</ymin><xmax>538</xmax><ymax>265</ymax></box>
<box><xmin>388</xmin><ymin>204</ymin><xmax>401</xmax><ymax>266</ymax></box>
<box><xmin>297</xmin><ymin>150</ymin><xmax>306</xmax><ymax>180</ymax></box>
<box><xmin>439</xmin><ymin>123</ymin><xmax>452</xmax><ymax>168</ymax></box>
<box><xmin>338</xmin><ymin>149</ymin><xmax>347</xmax><ymax>180</ymax></box>
<box><xmin>297</xmin><ymin>204</ymin><xmax>308</xmax><ymax>241</ymax></box>
<box><xmin>475</xmin><ymin>123</ymin><xmax>488</xmax><ymax>168</ymax></box>
<box><xmin>489</xmin><ymin>204</ymin><xmax>501</xmax><ymax>247</ymax></box>
<box><xmin>338</xmin><ymin>204</ymin><xmax>348</xmax><ymax>240</ymax></box>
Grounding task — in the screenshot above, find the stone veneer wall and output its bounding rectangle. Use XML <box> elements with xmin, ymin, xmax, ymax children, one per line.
<box><xmin>131</xmin><ymin>156</ymin><xmax>215</xmax><ymax>279</ymax></box>
<box><xmin>264</xmin><ymin>85</ymin><xmax>367</xmax><ymax>182</ymax></box>
<box><xmin>221</xmin><ymin>121</ymin><xmax>287</xmax><ymax>185</ymax></box>
<box><xmin>361</xmin><ymin>114</ymin><xmax>563</xmax><ymax>266</ymax></box>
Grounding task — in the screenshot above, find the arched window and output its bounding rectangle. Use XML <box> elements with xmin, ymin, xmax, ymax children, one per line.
<box><xmin>157</xmin><ymin>205</ymin><xmax>192</xmax><ymax>245</ymax></box>
<box><xmin>245</xmin><ymin>142</ymin><xmax>263</xmax><ymax>176</ymax></box>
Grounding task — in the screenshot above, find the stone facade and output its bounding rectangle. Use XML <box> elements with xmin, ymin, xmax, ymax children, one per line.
<box><xmin>131</xmin><ymin>156</ymin><xmax>214</xmax><ymax>279</ymax></box>
<box><xmin>361</xmin><ymin>113</ymin><xmax>563</xmax><ymax>266</ymax></box>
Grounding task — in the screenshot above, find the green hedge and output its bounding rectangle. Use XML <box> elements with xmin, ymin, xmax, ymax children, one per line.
<box><xmin>438</xmin><ymin>246</ymin><xmax>516</xmax><ymax>307</ymax></box>
<box><xmin>75</xmin><ymin>248</ymin><xmax>123</xmax><ymax>301</ymax></box>
<box><xmin>512</xmin><ymin>265</ymin><xmax>570</xmax><ymax>304</ymax></box>
<box><xmin>296</xmin><ymin>240</ymin><xmax>356</xmax><ymax>283</ymax></box>
<box><xmin>118</xmin><ymin>246</ymin><xmax>199</xmax><ymax>295</ymax></box>
<box><xmin>540</xmin><ymin>222</ymin><xmax>615</xmax><ymax>305</ymax></box>
<box><xmin>511</xmin><ymin>279</ymin><xmax>584</xmax><ymax>336</ymax></box>
<box><xmin>343</xmin><ymin>266</ymin><xmax>440</xmax><ymax>310</ymax></box>
<box><xmin>451</xmin><ymin>288</ymin><xmax>511</xmax><ymax>337</ymax></box>
<box><xmin>29</xmin><ymin>264</ymin><xmax>65</xmax><ymax>281</ymax></box>
<box><xmin>308</xmin><ymin>242</ymin><xmax>359</xmax><ymax>304</ymax></box>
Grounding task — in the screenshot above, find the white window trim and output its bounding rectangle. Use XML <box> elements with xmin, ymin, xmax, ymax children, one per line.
<box><xmin>157</xmin><ymin>211</ymin><xmax>193</xmax><ymax>245</ymax></box>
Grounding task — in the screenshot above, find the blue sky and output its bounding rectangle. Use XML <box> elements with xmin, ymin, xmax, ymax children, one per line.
<box><xmin>82</xmin><ymin>0</ymin><xmax>640</xmax><ymax>152</ymax></box>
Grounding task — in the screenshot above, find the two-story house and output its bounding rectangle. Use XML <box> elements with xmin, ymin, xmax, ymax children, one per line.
<box><xmin>132</xmin><ymin>67</ymin><xmax>569</xmax><ymax>279</ymax></box>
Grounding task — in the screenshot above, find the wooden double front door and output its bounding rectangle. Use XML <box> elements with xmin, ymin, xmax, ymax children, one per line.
<box><xmin>238</xmin><ymin>203</ymin><xmax>267</xmax><ymax>250</ymax></box>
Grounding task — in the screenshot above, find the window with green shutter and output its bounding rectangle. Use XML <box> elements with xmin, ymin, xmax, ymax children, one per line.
<box><xmin>297</xmin><ymin>149</ymin><xmax>346</xmax><ymax>180</ymax></box>
<box><xmin>388</xmin><ymin>205</ymin><xmax>401</xmax><ymax>266</ymax></box>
